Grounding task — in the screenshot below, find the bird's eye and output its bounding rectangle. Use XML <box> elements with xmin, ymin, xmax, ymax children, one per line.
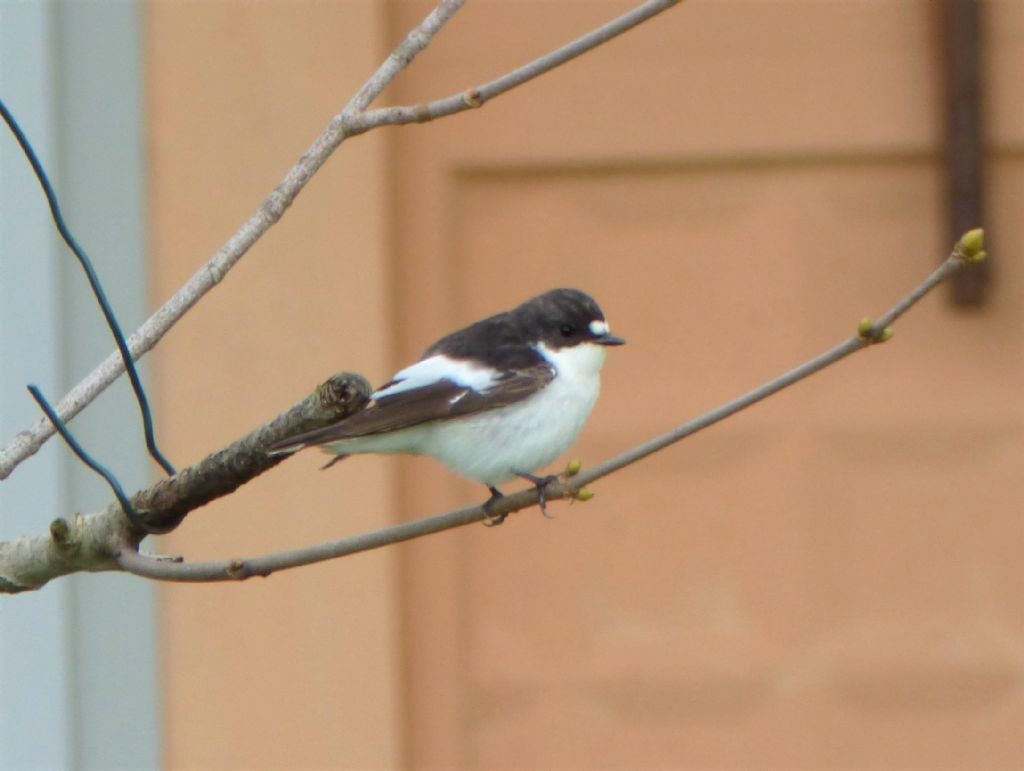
<box><xmin>559</xmin><ymin>324</ymin><xmax>575</xmax><ymax>337</ymax></box>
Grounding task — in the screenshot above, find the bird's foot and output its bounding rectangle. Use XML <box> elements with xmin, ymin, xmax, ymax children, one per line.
<box><xmin>482</xmin><ymin>485</ymin><xmax>508</xmax><ymax>527</ymax></box>
<box><xmin>517</xmin><ymin>472</ymin><xmax>559</xmax><ymax>518</ymax></box>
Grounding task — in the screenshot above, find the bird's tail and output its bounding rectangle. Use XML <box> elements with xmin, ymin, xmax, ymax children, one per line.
<box><xmin>266</xmin><ymin>442</ymin><xmax>303</xmax><ymax>457</ymax></box>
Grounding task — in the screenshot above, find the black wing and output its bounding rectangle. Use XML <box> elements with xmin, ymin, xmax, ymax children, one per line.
<box><xmin>268</xmin><ymin>362</ymin><xmax>555</xmax><ymax>452</ymax></box>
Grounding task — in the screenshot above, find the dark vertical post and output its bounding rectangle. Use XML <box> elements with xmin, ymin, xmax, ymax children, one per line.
<box><xmin>943</xmin><ymin>0</ymin><xmax>989</xmax><ymax>305</ymax></box>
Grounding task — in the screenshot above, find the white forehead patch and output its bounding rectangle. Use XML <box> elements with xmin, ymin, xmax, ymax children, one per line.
<box><xmin>589</xmin><ymin>319</ymin><xmax>610</xmax><ymax>337</ymax></box>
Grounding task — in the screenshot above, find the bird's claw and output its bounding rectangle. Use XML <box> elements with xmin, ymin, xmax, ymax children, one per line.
<box><xmin>517</xmin><ymin>472</ymin><xmax>559</xmax><ymax>518</ymax></box>
<box><xmin>483</xmin><ymin>486</ymin><xmax>508</xmax><ymax>527</ymax></box>
<box><xmin>482</xmin><ymin>473</ymin><xmax>561</xmax><ymax>525</ymax></box>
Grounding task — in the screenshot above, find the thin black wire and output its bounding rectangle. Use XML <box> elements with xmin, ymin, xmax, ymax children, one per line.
<box><xmin>26</xmin><ymin>385</ymin><xmax>146</xmax><ymax>526</ymax></box>
<box><xmin>0</xmin><ymin>97</ymin><xmax>176</xmax><ymax>476</ymax></box>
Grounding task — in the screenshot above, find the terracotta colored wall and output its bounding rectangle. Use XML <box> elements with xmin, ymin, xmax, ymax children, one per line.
<box><xmin>148</xmin><ymin>2</ymin><xmax>1024</xmax><ymax>768</ymax></box>
<box><xmin>147</xmin><ymin>2</ymin><xmax>399</xmax><ymax>768</ymax></box>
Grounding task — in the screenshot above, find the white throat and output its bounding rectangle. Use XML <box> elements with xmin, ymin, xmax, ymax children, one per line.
<box><xmin>536</xmin><ymin>341</ymin><xmax>608</xmax><ymax>379</ymax></box>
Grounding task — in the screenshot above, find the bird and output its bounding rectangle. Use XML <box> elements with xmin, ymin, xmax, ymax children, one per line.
<box><xmin>268</xmin><ymin>288</ymin><xmax>624</xmax><ymax>523</ymax></box>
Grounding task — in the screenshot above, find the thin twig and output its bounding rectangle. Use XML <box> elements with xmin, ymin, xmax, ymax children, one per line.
<box><xmin>0</xmin><ymin>0</ymin><xmax>679</xmax><ymax>482</ymax></box>
<box><xmin>572</xmin><ymin>252</ymin><xmax>971</xmax><ymax>484</ymax></box>
<box><xmin>350</xmin><ymin>0</ymin><xmax>681</xmax><ymax>134</ymax></box>
<box><xmin>114</xmin><ymin>234</ymin><xmax>985</xmax><ymax>584</ymax></box>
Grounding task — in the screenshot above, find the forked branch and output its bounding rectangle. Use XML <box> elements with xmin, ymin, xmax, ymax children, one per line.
<box><xmin>0</xmin><ymin>374</ymin><xmax>371</xmax><ymax>593</ymax></box>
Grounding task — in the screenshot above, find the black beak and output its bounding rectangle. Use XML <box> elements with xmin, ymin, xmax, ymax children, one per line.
<box><xmin>595</xmin><ymin>333</ymin><xmax>626</xmax><ymax>346</ymax></box>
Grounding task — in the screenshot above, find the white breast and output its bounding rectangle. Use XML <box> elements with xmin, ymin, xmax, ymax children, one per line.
<box><xmin>417</xmin><ymin>341</ymin><xmax>608</xmax><ymax>485</ymax></box>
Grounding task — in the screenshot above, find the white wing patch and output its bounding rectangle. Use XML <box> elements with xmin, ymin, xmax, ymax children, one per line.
<box><xmin>373</xmin><ymin>354</ymin><xmax>498</xmax><ymax>400</ymax></box>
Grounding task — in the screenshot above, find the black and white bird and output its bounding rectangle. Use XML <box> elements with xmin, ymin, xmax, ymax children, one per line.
<box><xmin>269</xmin><ymin>288</ymin><xmax>624</xmax><ymax>521</ymax></box>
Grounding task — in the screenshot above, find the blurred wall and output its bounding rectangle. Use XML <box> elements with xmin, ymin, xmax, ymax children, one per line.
<box><xmin>147</xmin><ymin>2</ymin><xmax>399</xmax><ymax>768</ymax></box>
<box><xmin>148</xmin><ymin>1</ymin><xmax>1024</xmax><ymax>768</ymax></box>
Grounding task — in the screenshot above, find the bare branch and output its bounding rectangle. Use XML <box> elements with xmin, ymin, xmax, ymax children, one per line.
<box><xmin>569</xmin><ymin>241</ymin><xmax>983</xmax><ymax>484</ymax></box>
<box><xmin>129</xmin><ymin>373</ymin><xmax>370</xmax><ymax>534</ymax></box>
<box><xmin>0</xmin><ymin>0</ymin><xmax>679</xmax><ymax>481</ymax></box>
<box><xmin>111</xmin><ymin>233</ymin><xmax>986</xmax><ymax>585</ymax></box>
<box><xmin>350</xmin><ymin>0</ymin><xmax>681</xmax><ymax>134</ymax></box>
<box><xmin>0</xmin><ymin>373</ymin><xmax>371</xmax><ymax>592</ymax></box>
